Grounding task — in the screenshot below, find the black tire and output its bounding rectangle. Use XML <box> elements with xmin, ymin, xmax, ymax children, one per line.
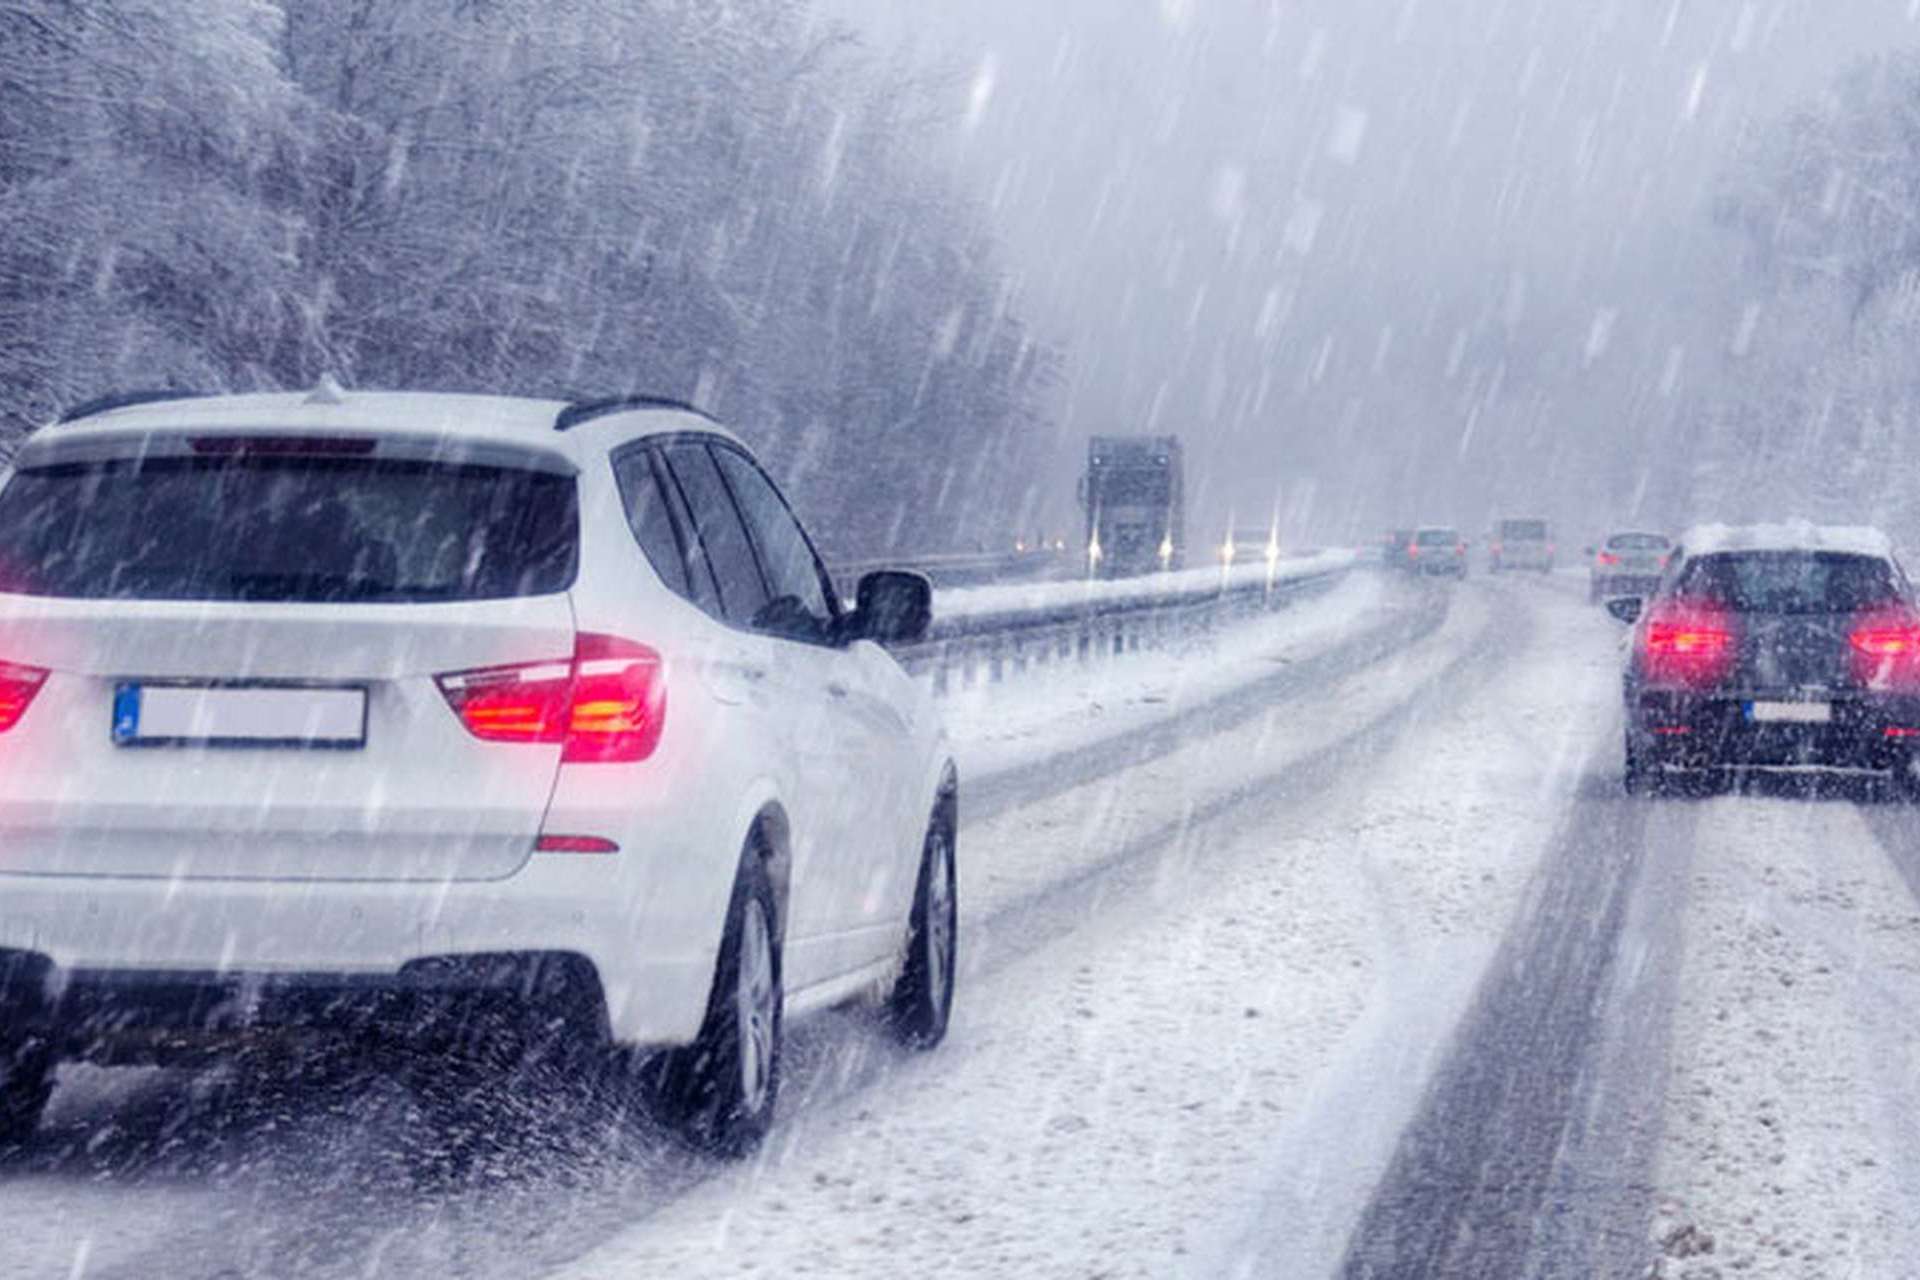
<box><xmin>652</xmin><ymin>853</ymin><xmax>782</xmax><ymax>1158</ymax></box>
<box><xmin>0</xmin><ymin>1040</ymin><xmax>51</xmax><ymax>1148</ymax></box>
<box><xmin>886</xmin><ymin>798</ymin><xmax>958</xmax><ymax>1050</ymax></box>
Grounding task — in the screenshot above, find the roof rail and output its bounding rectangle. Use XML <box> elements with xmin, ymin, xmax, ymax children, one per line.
<box><xmin>58</xmin><ymin>389</ymin><xmax>205</xmax><ymax>424</ymax></box>
<box><xmin>554</xmin><ymin>394</ymin><xmax>712</xmax><ymax>433</ymax></box>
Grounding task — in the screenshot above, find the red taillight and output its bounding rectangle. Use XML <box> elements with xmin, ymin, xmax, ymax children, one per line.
<box><xmin>1850</xmin><ymin>610</ymin><xmax>1920</xmax><ymax>688</ymax></box>
<box><xmin>437</xmin><ymin>633</ymin><xmax>666</xmax><ymax>763</ymax></box>
<box><xmin>1641</xmin><ymin>604</ymin><xmax>1735</xmax><ymax>687</ymax></box>
<box><xmin>1597</xmin><ymin>552</ymin><xmax>1620</xmax><ymax>567</ymax></box>
<box><xmin>535</xmin><ymin>834</ymin><xmax>620</xmax><ymax>853</ymax></box>
<box><xmin>0</xmin><ymin>661</ymin><xmax>49</xmax><ymax>732</ymax></box>
<box><xmin>1407</xmin><ymin>545</ymin><xmax>1419</xmax><ymax>558</ymax></box>
<box><xmin>1850</xmin><ymin>621</ymin><xmax>1920</xmax><ymax>658</ymax></box>
<box><xmin>563</xmin><ymin>633</ymin><xmax>668</xmax><ymax>763</ymax></box>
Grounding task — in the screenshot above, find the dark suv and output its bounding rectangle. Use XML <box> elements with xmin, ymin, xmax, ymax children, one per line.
<box><xmin>1613</xmin><ymin>525</ymin><xmax>1920</xmax><ymax>793</ymax></box>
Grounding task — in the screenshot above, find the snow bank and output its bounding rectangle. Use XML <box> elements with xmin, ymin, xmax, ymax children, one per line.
<box><xmin>944</xmin><ymin>570</ymin><xmax>1391</xmax><ymax>780</ymax></box>
<box><xmin>932</xmin><ymin>548</ymin><xmax>1355</xmax><ymax>627</ymax></box>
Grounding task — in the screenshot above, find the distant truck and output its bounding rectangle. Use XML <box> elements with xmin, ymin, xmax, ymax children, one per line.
<box><xmin>1079</xmin><ymin>435</ymin><xmax>1185</xmax><ymax>577</ymax></box>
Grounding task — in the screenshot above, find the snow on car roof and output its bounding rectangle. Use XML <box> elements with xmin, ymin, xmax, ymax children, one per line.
<box><xmin>1679</xmin><ymin>521</ymin><xmax>1894</xmax><ymax>559</ymax></box>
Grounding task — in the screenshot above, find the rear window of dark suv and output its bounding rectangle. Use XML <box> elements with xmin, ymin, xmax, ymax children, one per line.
<box><xmin>0</xmin><ymin>456</ymin><xmax>577</xmax><ymax>602</ymax></box>
<box><xmin>1672</xmin><ymin>551</ymin><xmax>1902</xmax><ymax>615</ymax></box>
<box><xmin>1607</xmin><ymin>533</ymin><xmax>1668</xmax><ymax>551</ymax></box>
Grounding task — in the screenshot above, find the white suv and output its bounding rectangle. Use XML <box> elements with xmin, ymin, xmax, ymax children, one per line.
<box><xmin>0</xmin><ymin>386</ymin><xmax>957</xmax><ymax>1155</ymax></box>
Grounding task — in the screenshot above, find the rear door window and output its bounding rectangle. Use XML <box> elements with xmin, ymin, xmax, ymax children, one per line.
<box><xmin>613</xmin><ymin>448</ymin><xmax>704</xmax><ymax>605</ymax></box>
<box><xmin>657</xmin><ymin>441</ymin><xmax>771</xmax><ymax>628</ymax></box>
<box><xmin>710</xmin><ymin>445</ymin><xmax>837</xmax><ymax>644</ymax></box>
<box><xmin>0</xmin><ymin>456</ymin><xmax>576</xmax><ymax>602</ymax></box>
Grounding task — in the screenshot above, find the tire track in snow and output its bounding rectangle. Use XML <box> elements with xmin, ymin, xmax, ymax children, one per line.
<box><xmin>1334</xmin><ymin>769</ymin><xmax>1698</xmax><ymax>1278</ymax></box>
<box><xmin>962</xmin><ymin>581</ymin><xmax>1518</xmax><ymax>984</ymax></box>
<box><xmin>965</xmin><ymin>578</ymin><xmax>1452</xmax><ymax>823</ymax></box>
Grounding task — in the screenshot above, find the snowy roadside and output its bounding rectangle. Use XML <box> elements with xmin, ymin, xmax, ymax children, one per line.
<box><xmin>1648</xmin><ymin>799</ymin><xmax>1920</xmax><ymax>1279</ymax></box>
<box><xmin>549</xmin><ymin>580</ymin><xmax>1623</xmax><ymax>1278</ymax></box>
<box><xmin>955</xmin><ymin>575</ymin><xmax>1482</xmax><ymax>925</ymax></box>
<box><xmin>932</xmin><ymin>550</ymin><xmax>1356</xmax><ymax>625</ymax></box>
<box><xmin>946</xmin><ymin>569</ymin><xmax>1393</xmax><ymax>784</ymax></box>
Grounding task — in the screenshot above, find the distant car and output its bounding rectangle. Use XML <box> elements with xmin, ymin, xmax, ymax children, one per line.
<box><xmin>1409</xmin><ymin>525</ymin><xmax>1468</xmax><ymax>578</ymax></box>
<box><xmin>1489</xmin><ymin>518</ymin><xmax>1554</xmax><ymax>573</ymax></box>
<box><xmin>1614</xmin><ymin>522</ymin><xmax>1920</xmax><ymax>795</ymax></box>
<box><xmin>1384</xmin><ymin>528</ymin><xmax>1415</xmax><ymax>571</ymax></box>
<box><xmin>1588</xmin><ymin>530</ymin><xmax>1671</xmax><ymax>603</ymax></box>
<box><xmin>0</xmin><ymin>386</ymin><xmax>959</xmax><ymax>1155</ymax></box>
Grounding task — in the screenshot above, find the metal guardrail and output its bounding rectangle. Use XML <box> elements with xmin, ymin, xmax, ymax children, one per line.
<box><xmin>880</xmin><ymin>554</ymin><xmax>1354</xmax><ymax>698</ymax></box>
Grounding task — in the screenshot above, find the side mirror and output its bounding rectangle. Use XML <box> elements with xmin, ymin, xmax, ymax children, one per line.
<box><xmin>850</xmin><ymin>570</ymin><xmax>932</xmax><ymax>645</ymax></box>
<box><xmin>1605</xmin><ymin>596</ymin><xmax>1643</xmax><ymax>625</ymax></box>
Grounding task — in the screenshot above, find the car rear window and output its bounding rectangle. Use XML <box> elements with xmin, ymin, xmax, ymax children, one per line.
<box><xmin>1415</xmin><ymin>529</ymin><xmax>1459</xmax><ymax>545</ymax></box>
<box><xmin>1607</xmin><ymin>533</ymin><xmax>1669</xmax><ymax>551</ymax></box>
<box><xmin>1672</xmin><ymin>551</ymin><xmax>1902</xmax><ymax>615</ymax></box>
<box><xmin>0</xmin><ymin>456</ymin><xmax>577</xmax><ymax>602</ymax></box>
<box><xmin>1499</xmin><ymin>520</ymin><xmax>1548</xmax><ymax>539</ymax></box>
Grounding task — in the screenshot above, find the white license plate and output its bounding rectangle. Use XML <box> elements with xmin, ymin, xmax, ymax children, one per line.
<box><xmin>1748</xmin><ymin>701</ymin><xmax>1832</xmax><ymax>725</ymax></box>
<box><xmin>113</xmin><ymin>683</ymin><xmax>367</xmax><ymax>747</ymax></box>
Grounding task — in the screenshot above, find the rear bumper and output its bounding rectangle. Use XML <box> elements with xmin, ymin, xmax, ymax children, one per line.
<box><xmin>0</xmin><ymin>850</ymin><xmax>722</xmax><ymax>1054</ymax></box>
<box><xmin>0</xmin><ymin>949</ymin><xmax>607</xmax><ymax>1066</ymax></box>
<box><xmin>1627</xmin><ymin>690</ymin><xmax>1920</xmax><ymax>769</ymax></box>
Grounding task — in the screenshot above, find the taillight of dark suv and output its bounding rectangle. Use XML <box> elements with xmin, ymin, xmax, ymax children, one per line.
<box><xmin>1638</xmin><ymin>601</ymin><xmax>1737</xmax><ymax>689</ymax></box>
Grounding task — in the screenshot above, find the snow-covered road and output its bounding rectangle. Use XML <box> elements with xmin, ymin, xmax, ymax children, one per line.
<box><xmin>11</xmin><ymin>570</ymin><xmax>1920</xmax><ymax>1279</ymax></box>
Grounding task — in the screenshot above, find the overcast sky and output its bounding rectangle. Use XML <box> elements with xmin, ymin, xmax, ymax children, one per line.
<box><xmin>814</xmin><ymin>0</ymin><xmax>1918</xmax><ymax>544</ymax></box>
